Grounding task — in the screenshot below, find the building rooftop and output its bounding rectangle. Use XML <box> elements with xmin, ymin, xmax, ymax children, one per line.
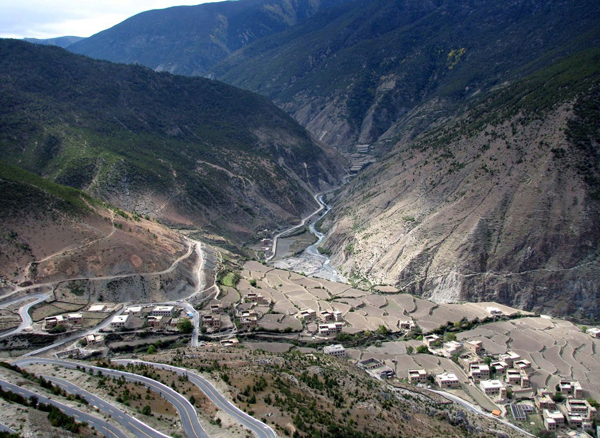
<box><xmin>323</xmin><ymin>344</ymin><xmax>345</xmax><ymax>354</ymax></box>
<box><xmin>111</xmin><ymin>315</ymin><xmax>129</xmax><ymax>323</ymax></box>
<box><xmin>481</xmin><ymin>380</ymin><xmax>503</xmax><ymax>389</ymax></box>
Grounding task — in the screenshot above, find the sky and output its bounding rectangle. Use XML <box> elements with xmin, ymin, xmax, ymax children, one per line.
<box><xmin>0</xmin><ymin>1</ymin><xmax>220</xmax><ymax>40</ymax></box>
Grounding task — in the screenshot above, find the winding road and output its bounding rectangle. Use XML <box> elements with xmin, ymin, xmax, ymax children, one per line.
<box><xmin>14</xmin><ymin>357</ymin><xmax>209</xmax><ymax>438</ymax></box>
<box><xmin>45</xmin><ymin>375</ymin><xmax>169</xmax><ymax>438</ymax></box>
<box><xmin>0</xmin><ymin>293</ymin><xmax>50</xmax><ymax>339</ymax></box>
<box><xmin>427</xmin><ymin>389</ymin><xmax>534</xmax><ymax>437</ymax></box>
<box><xmin>113</xmin><ymin>359</ymin><xmax>277</xmax><ymax>438</ymax></box>
<box><xmin>0</xmin><ymin>377</ymin><xmax>128</xmax><ymax>438</ymax></box>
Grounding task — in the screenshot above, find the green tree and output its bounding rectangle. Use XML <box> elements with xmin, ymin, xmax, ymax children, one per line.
<box><xmin>416</xmin><ymin>345</ymin><xmax>430</xmax><ymax>354</ymax></box>
<box><xmin>587</xmin><ymin>398</ymin><xmax>599</xmax><ymax>408</ymax></box>
<box><xmin>178</xmin><ymin>318</ymin><xmax>194</xmax><ymax>334</ymax></box>
<box><xmin>147</xmin><ymin>345</ymin><xmax>157</xmax><ymax>354</ymax></box>
<box><xmin>142</xmin><ymin>405</ymin><xmax>152</xmax><ymax>416</ymax></box>
<box><xmin>406</xmin><ymin>345</ymin><xmax>414</xmax><ymax>355</ymax></box>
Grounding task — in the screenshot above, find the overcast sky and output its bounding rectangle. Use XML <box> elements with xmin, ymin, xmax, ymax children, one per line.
<box><xmin>0</xmin><ymin>1</ymin><xmax>220</xmax><ymax>39</ymax></box>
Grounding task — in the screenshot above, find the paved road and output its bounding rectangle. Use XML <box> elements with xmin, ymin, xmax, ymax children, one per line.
<box><xmin>21</xmin><ymin>305</ymin><xmax>126</xmax><ymax>358</ymax></box>
<box><xmin>115</xmin><ymin>359</ymin><xmax>277</xmax><ymax>438</ymax></box>
<box><xmin>15</xmin><ymin>358</ymin><xmax>209</xmax><ymax>438</ymax></box>
<box><xmin>0</xmin><ymin>378</ymin><xmax>128</xmax><ymax>438</ymax></box>
<box><xmin>0</xmin><ymin>293</ymin><xmax>50</xmax><ymax>339</ymax></box>
<box><xmin>45</xmin><ymin>375</ymin><xmax>169</xmax><ymax>438</ymax></box>
<box><xmin>427</xmin><ymin>389</ymin><xmax>534</xmax><ymax>437</ymax></box>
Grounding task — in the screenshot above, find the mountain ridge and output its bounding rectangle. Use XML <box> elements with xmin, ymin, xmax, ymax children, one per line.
<box><xmin>320</xmin><ymin>48</ymin><xmax>600</xmax><ymax>321</ymax></box>
<box><xmin>0</xmin><ymin>39</ymin><xmax>345</xmax><ymax>244</ymax></box>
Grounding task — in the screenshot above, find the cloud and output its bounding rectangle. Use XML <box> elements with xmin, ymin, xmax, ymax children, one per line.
<box><xmin>0</xmin><ymin>1</ymin><xmax>218</xmax><ymax>39</ymax></box>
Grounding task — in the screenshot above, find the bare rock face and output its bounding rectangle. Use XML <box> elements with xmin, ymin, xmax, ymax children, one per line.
<box><xmin>324</xmin><ymin>101</ymin><xmax>600</xmax><ymax>321</ymax></box>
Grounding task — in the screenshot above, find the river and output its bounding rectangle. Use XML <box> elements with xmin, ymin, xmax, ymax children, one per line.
<box><xmin>273</xmin><ymin>194</ymin><xmax>346</xmax><ymax>283</ymax></box>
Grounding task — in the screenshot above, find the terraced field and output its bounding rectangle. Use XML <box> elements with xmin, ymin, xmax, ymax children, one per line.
<box><xmin>239</xmin><ymin>261</ymin><xmax>530</xmax><ymax>334</ymax></box>
<box><xmin>455</xmin><ymin>316</ymin><xmax>600</xmax><ymax>400</ymax></box>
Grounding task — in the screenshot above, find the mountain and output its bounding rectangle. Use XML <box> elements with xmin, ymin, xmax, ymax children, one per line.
<box><xmin>68</xmin><ymin>0</ymin><xmax>348</xmax><ymax>76</ymax></box>
<box><xmin>23</xmin><ymin>36</ymin><xmax>84</xmax><ymax>48</ymax></box>
<box><xmin>214</xmin><ymin>0</ymin><xmax>600</xmax><ymax>148</ymax></box>
<box><xmin>0</xmin><ymin>162</ymin><xmax>195</xmax><ymax>301</ymax></box>
<box><xmin>0</xmin><ymin>40</ymin><xmax>345</xmax><ymax>243</ymax></box>
<box><xmin>319</xmin><ymin>49</ymin><xmax>600</xmax><ymax>322</ymax></box>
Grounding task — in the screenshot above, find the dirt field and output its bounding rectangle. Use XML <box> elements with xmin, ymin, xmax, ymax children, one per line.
<box><xmin>236</xmin><ymin>261</ymin><xmax>531</xmax><ymax>337</ymax></box>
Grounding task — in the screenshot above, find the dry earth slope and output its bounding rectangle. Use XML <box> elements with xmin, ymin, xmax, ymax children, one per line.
<box><xmin>322</xmin><ymin>49</ymin><xmax>600</xmax><ymax>322</ymax></box>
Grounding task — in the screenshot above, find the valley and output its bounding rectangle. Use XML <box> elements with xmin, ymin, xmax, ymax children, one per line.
<box><xmin>1</xmin><ymin>0</ymin><xmax>599</xmax><ymax>437</ymax></box>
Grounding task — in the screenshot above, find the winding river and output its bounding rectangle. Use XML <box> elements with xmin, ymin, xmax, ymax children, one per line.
<box><xmin>273</xmin><ymin>193</ymin><xmax>346</xmax><ymax>283</ymax></box>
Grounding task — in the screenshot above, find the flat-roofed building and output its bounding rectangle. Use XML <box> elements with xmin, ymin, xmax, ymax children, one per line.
<box><xmin>423</xmin><ymin>334</ymin><xmax>441</xmax><ymax>347</ymax></box>
<box><xmin>399</xmin><ymin>320</ymin><xmax>415</xmax><ymax>331</ymax></box>
<box><xmin>587</xmin><ymin>327</ymin><xmax>600</xmax><ymax>338</ymax></box>
<box><xmin>436</xmin><ymin>373</ymin><xmax>460</xmax><ymax>389</ymax></box>
<box><xmin>318</xmin><ymin>322</ymin><xmax>343</xmax><ymax>335</ymax></box>
<box><xmin>408</xmin><ymin>369</ymin><xmax>428</xmax><ymax>384</ymax></box>
<box><xmin>240</xmin><ymin>316</ymin><xmax>257</xmax><ymax>330</ymax></box>
<box><xmin>67</xmin><ymin>313</ymin><xmax>83</xmax><ymax>324</ymax></box>
<box><xmin>88</xmin><ymin>304</ymin><xmax>106</xmax><ymax>312</ymax></box>
<box><xmin>466</xmin><ymin>340</ymin><xmax>483</xmax><ymax>355</ymax></box>
<box><xmin>202</xmin><ymin>314</ymin><xmax>222</xmax><ymax>329</ymax></box>
<box><xmin>323</xmin><ymin>344</ymin><xmax>346</xmax><ymax>358</ymax></box>
<box><xmin>506</xmin><ymin>369</ymin><xmax>522</xmax><ymax>385</ymax></box>
<box><xmin>499</xmin><ymin>351</ymin><xmax>521</xmax><ymax>367</ymax></box>
<box><xmin>210</xmin><ymin>303</ymin><xmax>223</xmax><ymax>314</ymax></box>
<box><xmin>124</xmin><ymin>306</ymin><xmax>143</xmax><ymax>317</ymax></box>
<box><xmin>151</xmin><ymin>306</ymin><xmax>175</xmax><ymax>317</ymax></box>
<box><xmin>358</xmin><ymin>358</ymin><xmax>383</xmax><ymax>370</ymax></box>
<box><xmin>470</xmin><ymin>363</ymin><xmax>490</xmax><ymax>382</ymax></box>
<box><xmin>443</xmin><ymin>341</ymin><xmax>463</xmax><ymax>357</ymax></box>
<box><xmin>110</xmin><ymin>314</ymin><xmax>130</xmax><ymax>329</ymax></box>
<box><xmin>491</xmin><ymin>361</ymin><xmax>509</xmax><ymax>373</ymax></box>
<box><xmin>514</xmin><ymin>359</ymin><xmax>532</xmax><ymax>372</ymax></box>
<box><xmin>147</xmin><ymin>315</ymin><xmax>165</xmax><ymax>328</ymax></box>
<box><xmin>320</xmin><ymin>310</ymin><xmax>335</xmax><ymax>322</ymax></box>
<box><xmin>567</xmin><ymin>400</ymin><xmax>597</xmax><ymax>420</ymax></box>
<box><xmin>299</xmin><ymin>309</ymin><xmax>317</xmax><ymax>321</ymax></box>
<box><xmin>560</xmin><ymin>380</ymin><xmax>584</xmax><ymax>399</ymax></box>
<box><xmin>480</xmin><ymin>380</ymin><xmax>505</xmax><ymax>397</ymax></box>
<box><xmin>536</xmin><ymin>395</ymin><xmax>556</xmax><ymax>411</ymax></box>
<box><xmin>543</xmin><ymin>410</ymin><xmax>565</xmax><ymax>429</ymax></box>
<box><xmin>44</xmin><ymin>315</ymin><xmax>65</xmax><ymax>329</ymax></box>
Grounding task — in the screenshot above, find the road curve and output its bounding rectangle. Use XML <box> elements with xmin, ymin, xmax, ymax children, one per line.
<box><xmin>0</xmin><ymin>421</ymin><xmax>17</xmax><ymax>435</ymax></box>
<box><xmin>14</xmin><ymin>357</ymin><xmax>209</xmax><ymax>438</ymax></box>
<box><xmin>0</xmin><ymin>293</ymin><xmax>50</xmax><ymax>339</ymax></box>
<box><xmin>0</xmin><ymin>378</ymin><xmax>128</xmax><ymax>438</ymax></box>
<box><xmin>427</xmin><ymin>389</ymin><xmax>534</xmax><ymax>437</ymax></box>
<box><xmin>114</xmin><ymin>359</ymin><xmax>277</xmax><ymax>438</ymax></box>
<box><xmin>44</xmin><ymin>375</ymin><xmax>170</xmax><ymax>438</ymax></box>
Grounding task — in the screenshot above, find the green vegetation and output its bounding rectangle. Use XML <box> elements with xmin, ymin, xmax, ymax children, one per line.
<box><xmin>0</xmin><ymin>39</ymin><xmax>340</xmax><ymax>242</ymax></box>
<box><xmin>218</xmin><ymin>271</ymin><xmax>240</xmax><ymax>287</ymax></box>
<box><xmin>177</xmin><ymin>318</ymin><xmax>194</xmax><ymax>334</ymax></box>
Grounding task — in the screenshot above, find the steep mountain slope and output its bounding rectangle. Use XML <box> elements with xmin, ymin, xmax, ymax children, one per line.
<box><xmin>0</xmin><ymin>162</ymin><xmax>194</xmax><ymax>298</ymax></box>
<box><xmin>215</xmin><ymin>0</ymin><xmax>600</xmax><ymax>148</ymax></box>
<box><xmin>0</xmin><ymin>40</ymin><xmax>345</xmax><ymax>242</ymax></box>
<box><xmin>320</xmin><ymin>49</ymin><xmax>600</xmax><ymax>321</ymax></box>
<box><xmin>23</xmin><ymin>36</ymin><xmax>84</xmax><ymax>48</ymax></box>
<box><xmin>68</xmin><ymin>0</ymin><xmax>348</xmax><ymax>76</ymax></box>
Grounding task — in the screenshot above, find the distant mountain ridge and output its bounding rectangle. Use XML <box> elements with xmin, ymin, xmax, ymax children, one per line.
<box><xmin>67</xmin><ymin>0</ymin><xmax>600</xmax><ymax>150</ymax></box>
<box><xmin>23</xmin><ymin>36</ymin><xmax>84</xmax><ymax>48</ymax></box>
<box><xmin>68</xmin><ymin>0</ymin><xmax>349</xmax><ymax>76</ymax></box>
<box><xmin>0</xmin><ymin>40</ymin><xmax>345</xmax><ymax>243</ymax></box>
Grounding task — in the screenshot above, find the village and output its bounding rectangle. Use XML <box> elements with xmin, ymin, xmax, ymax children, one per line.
<box><xmin>25</xmin><ymin>260</ymin><xmax>600</xmax><ymax>437</ymax></box>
